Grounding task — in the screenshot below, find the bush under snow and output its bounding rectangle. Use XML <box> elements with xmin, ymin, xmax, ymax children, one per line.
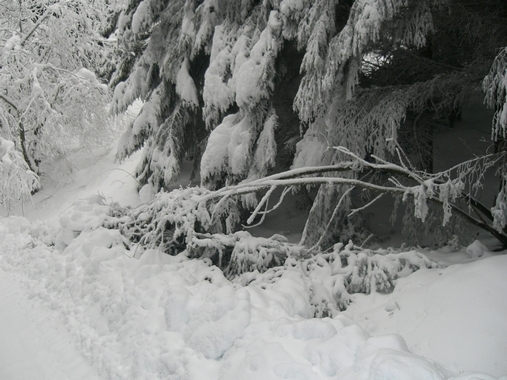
<box><xmin>104</xmin><ymin>190</ymin><xmax>437</xmax><ymax>314</ymax></box>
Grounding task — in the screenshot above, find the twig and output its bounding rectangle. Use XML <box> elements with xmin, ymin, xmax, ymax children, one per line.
<box><xmin>308</xmin><ymin>186</ymin><xmax>355</xmax><ymax>252</ymax></box>
<box><xmin>349</xmin><ymin>193</ymin><xmax>384</xmax><ymax>217</ymax></box>
<box><xmin>360</xmin><ymin>234</ymin><xmax>376</xmax><ymax>248</ymax></box>
<box><xmin>243</xmin><ymin>197</ymin><xmax>270</xmax><ymax>229</ymax></box>
<box><xmin>247</xmin><ymin>185</ymin><xmax>277</xmax><ymax>225</ymax></box>
<box><xmin>243</xmin><ymin>187</ymin><xmax>292</xmax><ymax>228</ymax></box>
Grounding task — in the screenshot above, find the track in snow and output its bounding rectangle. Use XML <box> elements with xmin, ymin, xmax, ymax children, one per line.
<box><xmin>0</xmin><ymin>268</ymin><xmax>99</xmax><ymax>380</ymax></box>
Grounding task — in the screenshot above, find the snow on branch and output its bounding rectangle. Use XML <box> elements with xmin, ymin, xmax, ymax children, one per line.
<box><xmin>103</xmin><ymin>187</ymin><xmax>437</xmax><ymax>314</ymax></box>
<box><xmin>491</xmin><ymin>179</ymin><xmax>507</xmax><ymax>234</ymax></box>
<box><xmin>234</xmin><ymin>11</ymin><xmax>283</xmax><ymax>111</ymax></box>
<box><xmin>197</xmin><ymin>146</ymin><xmax>507</xmax><ymax>246</ymax></box>
<box><xmin>0</xmin><ymin>93</ymin><xmax>19</xmax><ymax>112</ymax></box>
<box><xmin>202</xmin><ymin>22</ymin><xmax>238</xmax><ymax>128</ymax></box>
<box><xmin>19</xmin><ymin>4</ymin><xmax>60</xmax><ymax>47</ymax></box>
<box><xmin>238</xmin><ymin>243</ymin><xmax>437</xmax><ymax>313</ymax></box>
<box><xmin>295</xmin><ymin>69</ymin><xmax>471</xmax><ymax>170</ymax></box>
<box><xmin>483</xmin><ymin>47</ymin><xmax>507</xmax><ymax>141</ymax></box>
<box><xmin>293</xmin><ymin>0</ymin><xmax>336</xmax><ymax>121</ymax></box>
<box><xmin>201</xmin><ymin>110</ymin><xmax>279</xmax><ymax>188</ymax></box>
<box><xmin>323</xmin><ymin>0</ymin><xmax>447</xmax><ymax>99</ymax></box>
<box><xmin>0</xmin><ymin>137</ymin><xmax>39</xmax><ymax>208</ymax></box>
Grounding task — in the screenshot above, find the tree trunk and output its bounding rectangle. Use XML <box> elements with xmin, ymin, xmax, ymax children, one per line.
<box><xmin>18</xmin><ymin>121</ymin><xmax>37</xmax><ymax>174</ymax></box>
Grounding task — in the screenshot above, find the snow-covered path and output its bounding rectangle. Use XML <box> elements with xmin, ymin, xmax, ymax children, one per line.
<box><xmin>0</xmin><ymin>268</ymin><xmax>98</xmax><ymax>380</ymax></box>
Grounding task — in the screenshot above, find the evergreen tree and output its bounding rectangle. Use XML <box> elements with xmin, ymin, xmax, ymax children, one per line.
<box><xmin>113</xmin><ymin>0</ymin><xmax>507</xmax><ymax>248</ymax></box>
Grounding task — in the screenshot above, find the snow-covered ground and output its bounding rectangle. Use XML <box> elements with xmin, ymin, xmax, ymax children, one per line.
<box><xmin>1</xmin><ymin>144</ymin><xmax>506</xmax><ymax>379</ymax></box>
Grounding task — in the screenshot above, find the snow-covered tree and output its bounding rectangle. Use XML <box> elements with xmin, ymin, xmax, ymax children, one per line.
<box><xmin>113</xmin><ymin>0</ymin><xmax>507</xmax><ymax>248</ymax></box>
<box><xmin>0</xmin><ymin>136</ymin><xmax>39</xmax><ymax>210</ymax></box>
<box><xmin>484</xmin><ymin>46</ymin><xmax>507</xmax><ymax>238</ymax></box>
<box><xmin>0</xmin><ymin>0</ymin><xmax>122</xmax><ymax>179</ymax></box>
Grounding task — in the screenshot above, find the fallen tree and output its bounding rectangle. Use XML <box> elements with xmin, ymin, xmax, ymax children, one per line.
<box><xmin>197</xmin><ymin>146</ymin><xmax>507</xmax><ymax>249</ymax></box>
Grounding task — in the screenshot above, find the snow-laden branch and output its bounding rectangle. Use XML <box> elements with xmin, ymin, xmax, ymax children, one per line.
<box><xmin>20</xmin><ymin>5</ymin><xmax>60</xmax><ymax>46</ymax></box>
<box><xmin>195</xmin><ymin>146</ymin><xmax>507</xmax><ymax>247</ymax></box>
<box><xmin>198</xmin><ymin>148</ymin><xmax>503</xmax><ymax>203</ymax></box>
<box><xmin>105</xmin><ymin>188</ymin><xmax>438</xmax><ymax>294</ymax></box>
<box><xmin>483</xmin><ymin>46</ymin><xmax>507</xmax><ymax>141</ymax></box>
<box><xmin>0</xmin><ymin>137</ymin><xmax>39</xmax><ymax>208</ymax></box>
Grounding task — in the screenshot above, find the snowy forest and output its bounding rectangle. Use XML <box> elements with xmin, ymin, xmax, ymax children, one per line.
<box><xmin>1</xmin><ymin>0</ymin><xmax>507</xmax><ymax>379</ymax></box>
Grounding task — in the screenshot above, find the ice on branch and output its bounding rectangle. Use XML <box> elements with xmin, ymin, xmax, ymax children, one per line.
<box><xmin>404</xmin><ymin>179</ymin><xmax>434</xmax><ymax>223</ymax></box>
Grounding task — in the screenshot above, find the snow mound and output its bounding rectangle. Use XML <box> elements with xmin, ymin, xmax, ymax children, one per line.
<box><xmin>466</xmin><ymin>239</ymin><xmax>489</xmax><ymax>257</ymax></box>
<box><xmin>344</xmin><ymin>254</ymin><xmax>507</xmax><ymax>377</ymax></box>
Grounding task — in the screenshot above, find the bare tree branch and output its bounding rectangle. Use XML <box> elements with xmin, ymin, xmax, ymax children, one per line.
<box><xmin>0</xmin><ymin>93</ymin><xmax>19</xmax><ymax>113</ymax></box>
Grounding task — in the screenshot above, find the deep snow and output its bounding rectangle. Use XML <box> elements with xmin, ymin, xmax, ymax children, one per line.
<box><xmin>0</xmin><ymin>144</ymin><xmax>506</xmax><ymax>379</ymax></box>
<box><xmin>0</xmin><ymin>269</ymin><xmax>99</xmax><ymax>379</ymax></box>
